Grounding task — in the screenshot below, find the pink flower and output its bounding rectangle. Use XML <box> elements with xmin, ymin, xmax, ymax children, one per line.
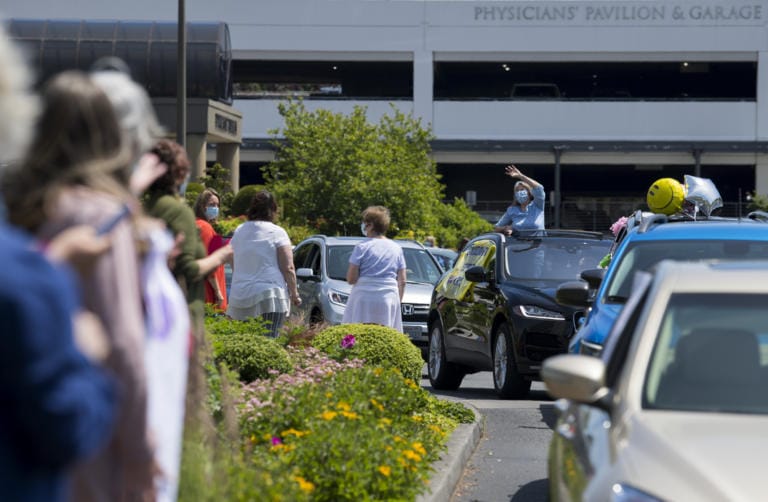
<box><xmin>341</xmin><ymin>334</ymin><xmax>356</xmax><ymax>349</ymax></box>
<box><xmin>609</xmin><ymin>216</ymin><xmax>629</xmax><ymax>237</ymax></box>
<box><xmin>271</xmin><ymin>436</ymin><xmax>282</xmax><ymax>445</ymax></box>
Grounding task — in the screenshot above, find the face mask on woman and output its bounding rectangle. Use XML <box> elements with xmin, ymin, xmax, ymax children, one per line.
<box><xmin>205</xmin><ymin>206</ymin><xmax>219</xmax><ymax>220</ymax></box>
<box><xmin>515</xmin><ymin>189</ymin><xmax>530</xmax><ymax>205</ymax></box>
<box><xmin>178</xmin><ymin>175</ymin><xmax>190</xmax><ymax>196</ymax></box>
<box><xmin>361</xmin><ymin>222</ymin><xmax>368</xmax><ymax>236</ymax></box>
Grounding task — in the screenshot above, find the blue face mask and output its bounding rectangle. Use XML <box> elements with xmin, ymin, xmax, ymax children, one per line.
<box><xmin>205</xmin><ymin>206</ymin><xmax>219</xmax><ymax>220</ymax></box>
<box><xmin>178</xmin><ymin>175</ymin><xmax>190</xmax><ymax>196</ymax></box>
<box><xmin>515</xmin><ymin>189</ymin><xmax>530</xmax><ymax>205</ymax></box>
<box><xmin>361</xmin><ymin>222</ymin><xmax>368</xmax><ymax>236</ymax></box>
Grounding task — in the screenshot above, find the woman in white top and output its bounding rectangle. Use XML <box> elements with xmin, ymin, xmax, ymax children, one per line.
<box><xmin>227</xmin><ymin>190</ymin><xmax>301</xmax><ymax>336</ymax></box>
<box><xmin>342</xmin><ymin>206</ymin><xmax>407</xmax><ymax>332</ymax></box>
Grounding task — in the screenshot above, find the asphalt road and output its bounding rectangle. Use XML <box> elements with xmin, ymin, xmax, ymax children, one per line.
<box><xmin>421</xmin><ymin>371</ymin><xmax>557</xmax><ymax>502</ymax></box>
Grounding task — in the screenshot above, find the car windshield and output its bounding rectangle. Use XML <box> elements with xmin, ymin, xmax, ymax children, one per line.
<box><xmin>504</xmin><ymin>237</ymin><xmax>609</xmax><ymax>281</ymax></box>
<box><xmin>644</xmin><ymin>293</ymin><xmax>768</xmax><ymax>414</ymax></box>
<box><xmin>326</xmin><ymin>245</ymin><xmax>443</xmax><ymax>284</ymax></box>
<box><xmin>605</xmin><ymin>240</ymin><xmax>768</xmax><ymax>303</ymax></box>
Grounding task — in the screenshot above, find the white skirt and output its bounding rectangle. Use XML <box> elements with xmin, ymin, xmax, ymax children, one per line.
<box><xmin>342</xmin><ymin>276</ymin><xmax>402</xmax><ymax>333</ymax></box>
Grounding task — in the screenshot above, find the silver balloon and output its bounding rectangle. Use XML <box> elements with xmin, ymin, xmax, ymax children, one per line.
<box><xmin>684</xmin><ymin>175</ymin><xmax>723</xmax><ymax>218</ymax></box>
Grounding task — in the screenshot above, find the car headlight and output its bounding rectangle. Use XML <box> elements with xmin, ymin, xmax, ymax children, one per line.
<box><xmin>513</xmin><ymin>305</ymin><xmax>565</xmax><ymax>320</ymax></box>
<box><xmin>611</xmin><ymin>483</ymin><xmax>664</xmax><ymax>502</ymax></box>
<box><xmin>328</xmin><ymin>289</ymin><xmax>349</xmax><ymax>306</ymax></box>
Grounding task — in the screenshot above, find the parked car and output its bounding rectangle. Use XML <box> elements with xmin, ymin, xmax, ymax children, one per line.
<box><xmin>427</xmin><ymin>230</ymin><xmax>612</xmax><ymax>398</ymax></box>
<box><xmin>427</xmin><ymin>247</ymin><xmax>458</xmax><ymax>272</ymax></box>
<box><xmin>292</xmin><ymin>235</ymin><xmax>443</xmax><ymax>352</ymax></box>
<box><xmin>562</xmin><ymin>212</ymin><xmax>768</xmax><ymax>356</ymax></box>
<box><xmin>544</xmin><ymin>259</ymin><xmax>768</xmax><ymax>502</ymax></box>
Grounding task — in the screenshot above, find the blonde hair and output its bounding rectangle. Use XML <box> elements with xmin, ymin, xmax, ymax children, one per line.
<box><xmin>4</xmin><ymin>71</ymin><xmax>132</xmax><ymax>232</ymax></box>
<box><xmin>362</xmin><ymin>205</ymin><xmax>390</xmax><ymax>235</ymax></box>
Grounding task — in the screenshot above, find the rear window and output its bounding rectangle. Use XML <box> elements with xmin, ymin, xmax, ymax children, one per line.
<box><xmin>644</xmin><ymin>293</ymin><xmax>768</xmax><ymax>414</ymax></box>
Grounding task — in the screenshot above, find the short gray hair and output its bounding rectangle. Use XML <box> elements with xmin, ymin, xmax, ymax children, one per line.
<box><xmin>91</xmin><ymin>70</ymin><xmax>164</xmax><ymax>158</ymax></box>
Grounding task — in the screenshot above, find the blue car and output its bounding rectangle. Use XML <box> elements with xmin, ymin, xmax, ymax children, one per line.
<box><xmin>562</xmin><ymin>212</ymin><xmax>768</xmax><ymax>356</ymax></box>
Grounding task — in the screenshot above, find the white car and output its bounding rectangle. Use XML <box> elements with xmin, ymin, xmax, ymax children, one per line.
<box><xmin>292</xmin><ymin>235</ymin><xmax>443</xmax><ymax>353</ymax></box>
<box><xmin>543</xmin><ymin>260</ymin><xmax>768</xmax><ymax>502</ymax></box>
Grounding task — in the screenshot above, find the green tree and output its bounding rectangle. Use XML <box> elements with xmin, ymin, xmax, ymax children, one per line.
<box><xmin>264</xmin><ymin>101</ymin><xmax>443</xmax><ymax>236</ymax></box>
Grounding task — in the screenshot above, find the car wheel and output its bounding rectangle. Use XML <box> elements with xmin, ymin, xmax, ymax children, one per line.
<box><xmin>428</xmin><ymin>318</ymin><xmax>464</xmax><ymax>390</ymax></box>
<box><xmin>309</xmin><ymin>308</ymin><xmax>324</xmax><ymax>328</ymax></box>
<box><xmin>493</xmin><ymin>324</ymin><xmax>531</xmax><ymax>399</ymax></box>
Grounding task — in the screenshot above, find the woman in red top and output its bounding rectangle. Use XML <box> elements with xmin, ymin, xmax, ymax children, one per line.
<box><xmin>194</xmin><ymin>188</ymin><xmax>229</xmax><ymax>310</ymax></box>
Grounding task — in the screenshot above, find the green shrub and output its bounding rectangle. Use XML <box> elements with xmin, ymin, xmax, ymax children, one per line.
<box><xmin>230</xmin><ymin>184</ymin><xmax>265</xmax><ymax>217</ymax></box>
<box><xmin>212</xmin><ymin>215</ymin><xmax>245</xmax><ymax>238</ymax></box>
<box><xmin>311</xmin><ymin>324</ymin><xmax>424</xmax><ymax>381</ymax></box>
<box><xmin>206</xmin><ymin>315</ymin><xmax>293</xmax><ymax>382</ymax></box>
<box><xmin>184</xmin><ymin>181</ymin><xmax>205</xmax><ymax>208</ymax></box>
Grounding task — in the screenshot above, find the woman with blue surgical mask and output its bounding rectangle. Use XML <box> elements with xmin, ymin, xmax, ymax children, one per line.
<box><xmin>194</xmin><ymin>188</ymin><xmax>229</xmax><ymax>311</ymax></box>
<box><xmin>494</xmin><ymin>164</ymin><xmax>546</xmax><ymax>235</ymax></box>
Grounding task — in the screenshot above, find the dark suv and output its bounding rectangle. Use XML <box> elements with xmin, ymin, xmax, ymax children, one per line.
<box><xmin>292</xmin><ymin>235</ymin><xmax>443</xmax><ymax>352</ymax></box>
<box><xmin>427</xmin><ymin>230</ymin><xmax>612</xmax><ymax>398</ymax></box>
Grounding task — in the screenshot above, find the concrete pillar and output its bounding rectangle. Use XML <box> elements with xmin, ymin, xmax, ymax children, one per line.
<box><xmin>757</xmin><ymin>52</ymin><xmax>768</xmax><ymax>141</ymax></box>
<box><xmin>186</xmin><ymin>134</ymin><xmax>207</xmax><ymax>181</ymax></box>
<box><xmin>755</xmin><ymin>158</ymin><xmax>768</xmax><ymax>197</ymax></box>
<box><xmin>217</xmin><ymin>143</ymin><xmax>241</xmax><ymax>192</ymax></box>
<box><xmin>412</xmin><ymin>49</ymin><xmax>434</xmax><ymax>128</ymax></box>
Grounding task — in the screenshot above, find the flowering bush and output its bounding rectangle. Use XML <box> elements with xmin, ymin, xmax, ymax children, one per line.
<box><xmin>238</xmin><ymin>348</ymin><xmax>451</xmax><ymax>501</ymax></box>
<box><xmin>179</xmin><ymin>314</ymin><xmax>475</xmax><ymax>501</ymax></box>
<box><xmin>311</xmin><ymin>323</ymin><xmax>424</xmax><ymax>381</ymax></box>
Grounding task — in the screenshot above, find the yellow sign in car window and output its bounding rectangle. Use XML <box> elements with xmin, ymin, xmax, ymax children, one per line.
<box><xmin>438</xmin><ymin>240</ymin><xmax>496</xmax><ymax>301</ymax></box>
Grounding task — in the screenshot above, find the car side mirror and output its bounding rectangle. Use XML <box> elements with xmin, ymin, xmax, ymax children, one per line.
<box><xmin>556</xmin><ymin>280</ymin><xmax>591</xmax><ymax>308</ymax></box>
<box><xmin>296</xmin><ymin>268</ymin><xmax>320</xmax><ymax>282</ymax></box>
<box><xmin>541</xmin><ymin>354</ymin><xmax>612</xmax><ymax>412</ymax></box>
<box><xmin>580</xmin><ymin>268</ymin><xmax>606</xmax><ymax>290</ymax></box>
<box><xmin>464</xmin><ymin>265</ymin><xmax>487</xmax><ymax>283</ymax></box>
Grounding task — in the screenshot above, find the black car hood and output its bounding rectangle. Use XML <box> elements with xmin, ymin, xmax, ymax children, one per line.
<box><xmin>498</xmin><ymin>279</ymin><xmax>578</xmax><ymax>314</ymax></box>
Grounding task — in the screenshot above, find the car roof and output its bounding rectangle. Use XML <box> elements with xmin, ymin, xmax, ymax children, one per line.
<box><xmin>655</xmin><ymin>259</ymin><xmax>768</xmax><ymax>291</ymax></box>
<box><xmin>624</xmin><ymin>220</ymin><xmax>768</xmax><ymax>242</ymax></box>
<box><xmin>475</xmin><ymin>229</ymin><xmax>612</xmax><ymax>242</ymax></box>
<box><xmin>304</xmin><ymin>235</ymin><xmax>428</xmax><ymax>249</ymax></box>
<box><xmin>427</xmin><ymin>247</ymin><xmax>458</xmax><ymax>257</ymax></box>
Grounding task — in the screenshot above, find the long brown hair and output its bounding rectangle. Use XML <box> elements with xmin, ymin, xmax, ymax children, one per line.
<box><xmin>3</xmin><ymin>71</ymin><xmax>132</xmax><ymax>232</ymax></box>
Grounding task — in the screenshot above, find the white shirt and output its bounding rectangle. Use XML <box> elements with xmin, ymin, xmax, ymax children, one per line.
<box><xmin>228</xmin><ymin>220</ymin><xmax>291</xmax><ymax>308</ymax></box>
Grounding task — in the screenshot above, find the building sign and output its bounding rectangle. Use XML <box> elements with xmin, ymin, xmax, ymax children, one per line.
<box><xmin>214</xmin><ymin>113</ymin><xmax>238</xmax><ymax>137</ymax></box>
<box><xmin>472</xmin><ymin>2</ymin><xmax>764</xmax><ymax>26</ymax></box>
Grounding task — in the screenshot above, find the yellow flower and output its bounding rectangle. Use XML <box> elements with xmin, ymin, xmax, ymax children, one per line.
<box><xmin>336</xmin><ymin>401</ymin><xmax>351</xmax><ymax>412</ymax></box>
<box><xmin>393</xmin><ymin>435</ymin><xmax>404</xmax><ymax>443</ymax></box>
<box><xmin>403</xmin><ymin>449</ymin><xmax>422</xmax><ymax>462</ymax></box>
<box><xmin>249</xmin><ymin>434</ymin><xmax>256</xmax><ymax>443</ymax></box>
<box><xmin>411</xmin><ymin>414</ymin><xmax>423</xmax><ymax>422</ymax></box>
<box><xmin>341</xmin><ymin>411</ymin><xmax>360</xmax><ymax>420</ymax></box>
<box><xmin>263</xmin><ymin>432</ymin><xmax>273</xmax><ymax>441</ymax></box>
<box><xmin>379</xmin><ymin>417</ymin><xmax>392</xmax><ymax>426</ymax></box>
<box><xmin>412</xmin><ymin>442</ymin><xmax>427</xmax><ymax>456</ymax></box>
<box><xmin>282</xmin><ymin>428</ymin><xmax>309</xmax><ymax>438</ymax></box>
<box><xmin>370</xmin><ymin>398</ymin><xmax>385</xmax><ymax>412</ymax></box>
<box><xmin>320</xmin><ymin>410</ymin><xmax>338</xmax><ymax>421</ymax></box>
<box><xmin>404</xmin><ymin>378</ymin><xmax>418</xmax><ymax>389</ymax></box>
<box><xmin>373</xmin><ymin>367</ymin><xmax>383</xmax><ymax>376</ymax></box>
<box><xmin>378</xmin><ymin>466</ymin><xmax>392</xmax><ymax>477</ymax></box>
<box><xmin>294</xmin><ymin>476</ymin><xmax>315</xmax><ymax>493</ymax></box>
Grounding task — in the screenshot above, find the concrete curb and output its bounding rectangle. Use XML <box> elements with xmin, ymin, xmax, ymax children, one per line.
<box><xmin>417</xmin><ymin>404</ymin><xmax>484</xmax><ymax>502</ymax></box>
